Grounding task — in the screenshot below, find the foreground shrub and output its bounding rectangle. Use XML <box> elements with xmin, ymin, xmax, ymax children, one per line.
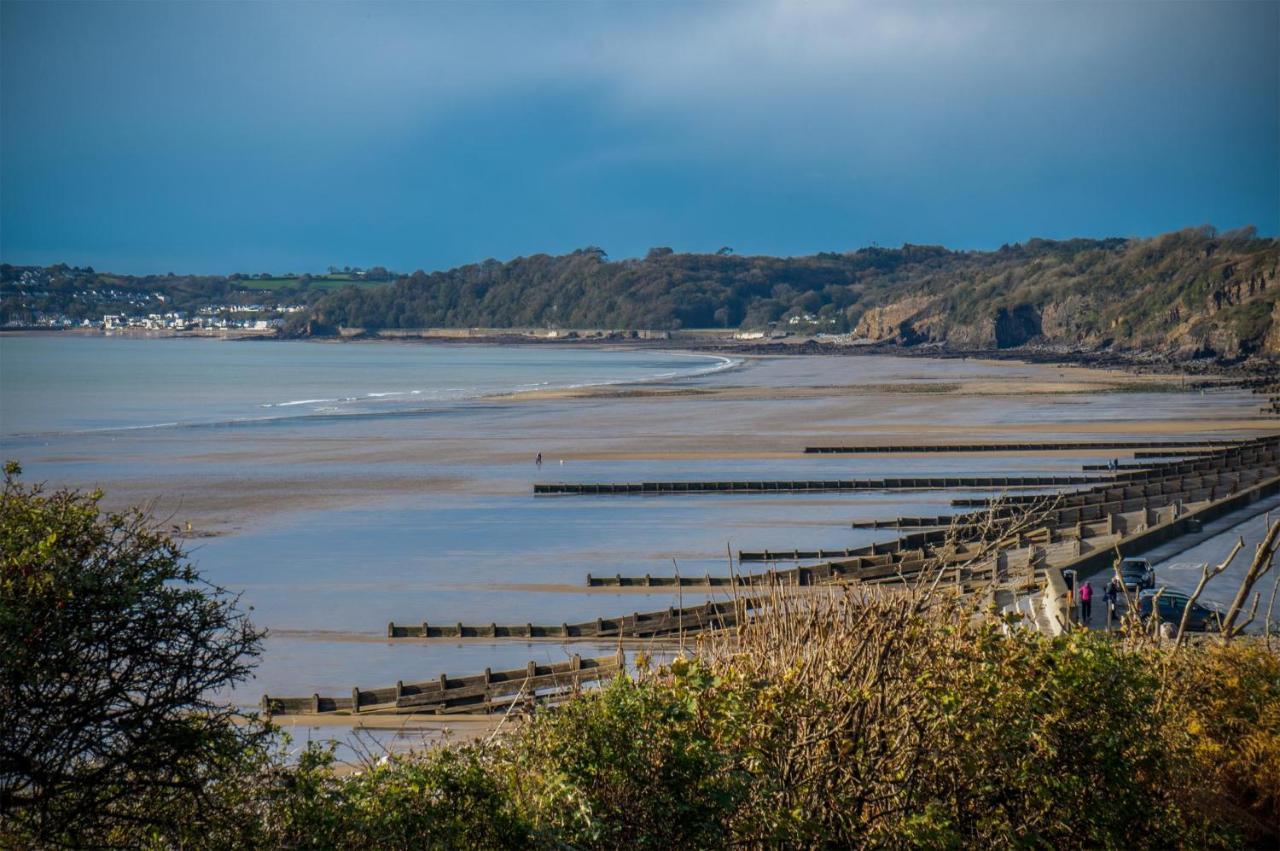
<box><xmin>161</xmin><ymin>589</ymin><xmax>1270</xmax><ymax>850</ymax></box>
<box><xmin>232</xmin><ymin>744</ymin><xmax>531</xmax><ymax>848</ymax></box>
<box><xmin>695</xmin><ymin>591</ymin><xmax>1222</xmax><ymax>848</ymax></box>
<box><xmin>0</xmin><ymin>465</ymin><xmax>266</xmax><ymax>848</ymax></box>
<box><xmin>502</xmin><ymin>670</ymin><xmax>744</xmax><ymax>848</ymax></box>
<box><xmin>1168</xmin><ymin>641</ymin><xmax>1280</xmax><ymax>843</ymax></box>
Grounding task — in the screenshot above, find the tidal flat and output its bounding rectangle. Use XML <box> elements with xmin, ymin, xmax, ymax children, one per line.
<box><xmin>1</xmin><ymin>335</ymin><xmax>1273</xmax><ymax>709</ymax></box>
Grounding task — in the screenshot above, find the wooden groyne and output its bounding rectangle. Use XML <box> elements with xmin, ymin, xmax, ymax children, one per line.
<box><xmin>802</xmin><ymin>440</ymin><xmax>1238</xmax><ymax>454</ymax></box>
<box><xmin>737</xmin><ymin>547</ymin><xmax>871</xmax><ymax>562</ymax></box>
<box><xmin>261</xmin><ymin>651</ymin><xmax>624</xmax><ymax>717</ymax></box>
<box><xmin>1131</xmin><ymin>448</ymin><xmax>1226</xmax><ymax>458</ymax></box>
<box><xmin>592</xmin><ymin>436</ymin><xmax>1280</xmax><ymax>589</ymax></box>
<box><xmin>954</xmin><ymin>437</ymin><xmax>1279</xmax><ymax>509</ymax></box>
<box><xmin>387</xmin><ymin>599</ymin><xmax>745</xmax><ymax>640</ymax></box>
<box><xmin>851</xmin><ymin>515</ymin><xmax>956</xmax><ymax>529</ymax></box>
<box><xmin>533</xmin><ymin>474</ymin><xmax>1108</xmax><ymax>496</ymax></box>
<box><xmin>598</xmin><ymin>476</ymin><xmax>1279</xmax><ymax>593</ymax></box>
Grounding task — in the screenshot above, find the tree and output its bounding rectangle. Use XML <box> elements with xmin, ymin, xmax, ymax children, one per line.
<box><xmin>0</xmin><ymin>463</ymin><xmax>267</xmax><ymax>846</ymax></box>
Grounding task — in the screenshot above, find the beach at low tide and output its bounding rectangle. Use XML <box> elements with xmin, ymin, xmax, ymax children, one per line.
<box><xmin>2</xmin><ymin>335</ymin><xmax>1275</xmax><ymax>716</ymax></box>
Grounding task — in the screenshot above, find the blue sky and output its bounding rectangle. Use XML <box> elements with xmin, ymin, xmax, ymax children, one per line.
<box><xmin>2</xmin><ymin>1</ymin><xmax>1277</xmax><ymax>275</ymax></box>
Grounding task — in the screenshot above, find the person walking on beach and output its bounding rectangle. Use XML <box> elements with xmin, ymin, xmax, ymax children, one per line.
<box><xmin>535</xmin><ymin>453</ymin><xmax>542</xmax><ymax>468</ymax></box>
<box><xmin>1079</xmin><ymin>580</ymin><xmax>1093</xmax><ymax>623</ymax></box>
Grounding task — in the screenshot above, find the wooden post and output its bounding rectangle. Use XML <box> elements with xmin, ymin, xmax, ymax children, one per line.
<box><xmin>311</xmin><ymin>693</ymin><xmax>320</xmax><ymax>714</ymax></box>
<box><xmin>527</xmin><ymin>660</ymin><xmax>536</xmax><ymax>680</ymax></box>
<box><xmin>456</xmin><ymin>622</ymin><xmax>464</xmax><ymax>637</ymax></box>
<box><xmin>490</xmin><ymin>622</ymin><xmax>498</xmax><ymax>637</ymax></box>
<box><xmin>260</xmin><ymin>695</ymin><xmax>271</xmax><ymax>718</ymax></box>
<box><xmin>387</xmin><ymin>621</ymin><xmax>395</xmax><ymax>638</ymax></box>
<box><xmin>586</xmin><ymin>573</ymin><xmax>593</xmax><ymax>585</ymax></box>
<box><xmin>561</xmin><ymin>622</ymin><xmax>570</xmax><ymax>637</ymax></box>
<box><xmin>439</xmin><ymin>673</ymin><xmax>448</xmax><ymax>691</ymax></box>
<box><xmin>644</xmin><ymin>573</ymin><xmax>652</xmax><ymax>587</ymax></box>
<box><xmin>421</xmin><ymin>621</ymin><xmax>429</xmax><ymax>637</ymax></box>
<box><xmin>526</xmin><ymin>622</ymin><xmax>534</xmax><ymax>637</ymax></box>
<box><xmin>351</xmin><ymin>687</ymin><xmax>360</xmax><ymax>714</ymax></box>
<box><xmin>615</xmin><ymin>647</ymin><xmax>626</xmax><ymax>672</ymax></box>
<box><xmin>483</xmin><ymin>667</ymin><xmax>491</xmax><ymax>685</ymax></box>
<box><xmin>595</xmin><ymin>617</ymin><xmax>604</xmax><ymax>635</ymax></box>
<box><xmin>395</xmin><ymin>680</ymin><xmax>403</xmax><ymax>701</ymax></box>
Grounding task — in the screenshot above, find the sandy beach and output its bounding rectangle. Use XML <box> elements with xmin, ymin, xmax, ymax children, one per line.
<box><xmin>15</xmin><ymin>351</ymin><xmax>1274</xmax><ymax>536</ymax></box>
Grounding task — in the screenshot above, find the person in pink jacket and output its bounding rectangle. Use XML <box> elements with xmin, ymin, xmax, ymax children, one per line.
<box><xmin>1079</xmin><ymin>580</ymin><xmax>1094</xmax><ymax>623</ymax></box>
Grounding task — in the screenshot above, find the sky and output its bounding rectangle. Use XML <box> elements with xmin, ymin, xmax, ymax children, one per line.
<box><xmin>1</xmin><ymin>1</ymin><xmax>1277</xmax><ymax>275</ymax></box>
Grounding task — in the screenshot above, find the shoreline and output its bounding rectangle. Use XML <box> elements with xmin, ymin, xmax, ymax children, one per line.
<box><xmin>7</xmin><ymin>338</ymin><xmax>1276</xmax><ymax>541</ymax></box>
<box><xmin>5</xmin><ymin>325</ymin><xmax>1274</xmax><ymax>380</ymax></box>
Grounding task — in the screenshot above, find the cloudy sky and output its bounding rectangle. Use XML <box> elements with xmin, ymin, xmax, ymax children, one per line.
<box><xmin>2</xmin><ymin>1</ymin><xmax>1277</xmax><ymax>274</ymax></box>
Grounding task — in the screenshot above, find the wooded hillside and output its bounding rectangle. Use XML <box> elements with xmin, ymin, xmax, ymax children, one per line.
<box><xmin>302</xmin><ymin>227</ymin><xmax>1278</xmax><ymax>360</ymax></box>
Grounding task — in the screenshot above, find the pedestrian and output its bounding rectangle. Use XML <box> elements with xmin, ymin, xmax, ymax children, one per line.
<box><xmin>1079</xmin><ymin>580</ymin><xmax>1093</xmax><ymax>622</ymax></box>
<box><xmin>1104</xmin><ymin>579</ymin><xmax>1118</xmax><ymax>625</ymax></box>
<box><xmin>536</xmin><ymin>452</ymin><xmax>542</xmax><ymax>468</ymax></box>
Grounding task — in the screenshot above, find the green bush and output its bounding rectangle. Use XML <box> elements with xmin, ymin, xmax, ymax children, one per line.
<box><xmin>244</xmin><ymin>744</ymin><xmax>531</xmax><ymax>849</ymax></box>
<box><xmin>503</xmin><ymin>670</ymin><xmax>744</xmax><ymax>848</ymax></box>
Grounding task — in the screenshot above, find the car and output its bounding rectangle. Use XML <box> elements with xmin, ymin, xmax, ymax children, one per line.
<box><xmin>1136</xmin><ymin>589</ymin><xmax>1219</xmax><ymax>632</ymax></box>
<box><xmin>1118</xmin><ymin>557</ymin><xmax>1154</xmax><ymax>591</ymax></box>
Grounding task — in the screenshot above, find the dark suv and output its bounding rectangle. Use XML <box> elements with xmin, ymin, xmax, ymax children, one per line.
<box><xmin>1118</xmin><ymin>558</ymin><xmax>1155</xmax><ymax>591</ymax></box>
<box><xmin>1136</xmin><ymin>589</ymin><xmax>1219</xmax><ymax>632</ymax></box>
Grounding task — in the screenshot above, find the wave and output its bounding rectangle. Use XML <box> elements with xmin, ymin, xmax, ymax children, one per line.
<box><xmin>261</xmin><ymin>398</ymin><xmax>335</xmax><ymax>408</ymax></box>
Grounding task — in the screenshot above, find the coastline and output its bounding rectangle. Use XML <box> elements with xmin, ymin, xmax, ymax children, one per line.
<box><xmin>6</xmin><ymin>344</ymin><xmax>1271</xmax><ymax>540</ymax></box>
<box><xmin>5</xmin><ymin>324</ymin><xmax>1274</xmax><ymax>379</ymax></box>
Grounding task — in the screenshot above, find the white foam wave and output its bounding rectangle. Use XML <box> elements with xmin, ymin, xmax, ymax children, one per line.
<box><xmin>262</xmin><ymin>398</ymin><xmax>335</xmax><ymax>408</ymax></box>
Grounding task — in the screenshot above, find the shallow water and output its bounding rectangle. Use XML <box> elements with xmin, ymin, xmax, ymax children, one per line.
<box><xmin>0</xmin><ymin>335</ymin><xmax>735</xmax><ymax>435</ymax></box>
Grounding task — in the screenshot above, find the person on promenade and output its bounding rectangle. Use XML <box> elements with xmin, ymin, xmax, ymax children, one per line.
<box><xmin>536</xmin><ymin>453</ymin><xmax>542</xmax><ymax>468</ymax></box>
<box><xmin>1079</xmin><ymin>580</ymin><xmax>1093</xmax><ymax>623</ymax></box>
<box><xmin>1104</xmin><ymin>579</ymin><xmax>1119</xmax><ymax>626</ymax></box>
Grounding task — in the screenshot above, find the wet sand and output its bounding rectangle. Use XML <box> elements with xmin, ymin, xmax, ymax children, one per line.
<box><xmin>25</xmin><ymin>352</ymin><xmax>1273</xmax><ymax>536</ymax></box>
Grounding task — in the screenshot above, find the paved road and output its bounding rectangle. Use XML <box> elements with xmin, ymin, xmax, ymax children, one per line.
<box><xmin>1068</xmin><ymin>492</ymin><xmax>1280</xmax><ymax>631</ymax></box>
<box><xmin>1146</xmin><ymin>494</ymin><xmax>1280</xmax><ymax>612</ymax></box>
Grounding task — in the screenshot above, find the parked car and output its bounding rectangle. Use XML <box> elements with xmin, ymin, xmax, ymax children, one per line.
<box><xmin>1136</xmin><ymin>589</ymin><xmax>1219</xmax><ymax>632</ymax></box>
<box><xmin>1118</xmin><ymin>558</ymin><xmax>1155</xmax><ymax>591</ymax></box>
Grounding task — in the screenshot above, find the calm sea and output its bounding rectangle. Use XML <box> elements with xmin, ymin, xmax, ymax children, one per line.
<box><xmin>0</xmin><ymin>335</ymin><xmax>734</xmax><ymax>435</ymax></box>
